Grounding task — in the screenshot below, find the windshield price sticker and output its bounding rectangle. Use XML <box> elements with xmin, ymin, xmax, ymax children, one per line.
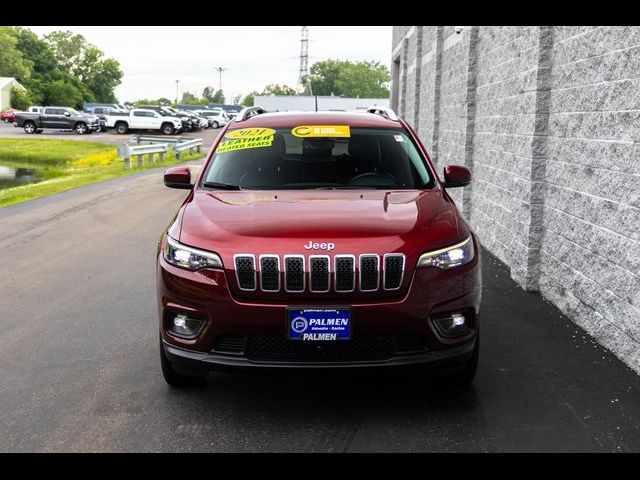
<box><xmin>217</xmin><ymin>135</ymin><xmax>274</xmax><ymax>153</ymax></box>
<box><xmin>291</xmin><ymin>125</ymin><xmax>351</xmax><ymax>138</ymax></box>
<box><xmin>225</xmin><ymin>128</ymin><xmax>276</xmax><ymax>139</ymax></box>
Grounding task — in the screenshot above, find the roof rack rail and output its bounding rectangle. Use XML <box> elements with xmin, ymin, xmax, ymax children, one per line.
<box><xmin>366</xmin><ymin>106</ymin><xmax>399</xmax><ymax>121</ymax></box>
<box><xmin>235</xmin><ymin>106</ymin><xmax>266</xmax><ymax>122</ymax></box>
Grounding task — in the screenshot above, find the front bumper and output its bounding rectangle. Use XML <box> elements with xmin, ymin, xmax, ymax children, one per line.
<box><xmin>163</xmin><ymin>337</ymin><xmax>476</xmax><ymax>372</ymax></box>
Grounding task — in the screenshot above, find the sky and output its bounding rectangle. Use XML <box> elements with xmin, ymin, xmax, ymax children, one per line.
<box><xmin>25</xmin><ymin>26</ymin><xmax>393</xmax><ymax>104</ymax></box>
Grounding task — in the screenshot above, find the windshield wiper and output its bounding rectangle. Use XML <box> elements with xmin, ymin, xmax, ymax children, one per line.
<box><xmin>312</xmin><ymin>186</ymin><xmax>381</xmax><ymax>190</ymax></box>
<box><xmin>202</xmin><ymin>182</ymin><xmax>243</xmax><ymax>190</ymax></box>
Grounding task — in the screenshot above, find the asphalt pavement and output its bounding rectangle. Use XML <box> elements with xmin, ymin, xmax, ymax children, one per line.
<box><xmin>0</xmin><ymin>162</ymin><xmax>639</xmax><ymax>452</ymax></box>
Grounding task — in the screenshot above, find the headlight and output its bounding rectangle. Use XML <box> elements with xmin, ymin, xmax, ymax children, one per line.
<box><xmin>164</xmin><ymin>235</ymin><xmax>223</xmax><ymax>270</ymax></box>
<box><xmin>417</xmin><ymin>236</ymin><xmax>474</xmax><ymax>269</ymax></box>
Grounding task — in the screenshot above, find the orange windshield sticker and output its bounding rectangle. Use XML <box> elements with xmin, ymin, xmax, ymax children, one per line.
<box><xmin>291</xmin><ymin>125</ymin><xmax>351</xmax><ymax>138</ymax></box>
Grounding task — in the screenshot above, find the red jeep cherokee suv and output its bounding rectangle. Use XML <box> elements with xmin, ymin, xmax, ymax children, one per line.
<box><xmin>157</xmin><ymin>107</ymin><xmax>481</xmax><ymax>386</ymax></box>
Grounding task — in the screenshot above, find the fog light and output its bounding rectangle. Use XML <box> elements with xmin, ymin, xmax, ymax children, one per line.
<box><xmin>166</xmin><ymin>312</ymin><xmax>206</xmax><ymax>339</ymax></box>
<box><xmin>433</xmin><ymin>312</ymin><xmax>470</xmax><ymax>338</ymax></box>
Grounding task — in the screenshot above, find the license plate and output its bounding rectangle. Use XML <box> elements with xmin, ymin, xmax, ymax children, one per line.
<box><xmin>287</xmin><ymin>307</ymin><xmax>351</xmax><ymax>341</ymax></box>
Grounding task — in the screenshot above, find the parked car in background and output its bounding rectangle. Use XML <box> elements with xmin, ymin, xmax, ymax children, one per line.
<box><xmin>105</xmin><ymin>108</ymin><xmax>182</xmax><ymax>135</ymax></box>
<box><xmin>1</xmin><ymin>109</ymin><xmax>20</xmax><ymax>123</ymax></box>
<box><xmin>87</xmin><ymin>106</ymin><xmax>128</xmax><ymax>132</ymax></box>
<box><xmin>139</xmin><ymin>105</ymin><xmax>190</xmax><ymax>133</ymax></box>
<box><xmin>194</xmin><ymin>109</ymin><xmax>229</xmax><ymax>128</ymax></box>
<box><xmin>14</xmin><ymin>107</ymin><xmax>101</xmax><ymax>134</ymax></box>
<box><xmin>83</xmin><ymin>103</ymin><xmax>128</xmax><ymax>113</ymax></box>
<box><xmin>27</xmin><ymin>106</ymin><xmax>43</xmax><ymax>113</ymax></box>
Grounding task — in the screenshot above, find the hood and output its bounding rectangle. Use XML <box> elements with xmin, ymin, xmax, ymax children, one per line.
<box><xmin>178</xmin><ymin>189</ymin><xmax>467</xmax><ymax>262</ymax></box>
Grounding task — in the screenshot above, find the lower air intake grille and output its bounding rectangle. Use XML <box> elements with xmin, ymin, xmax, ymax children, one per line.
<box><xmin>245</xmin><ymin>335</ymin><xmax>395</xmax><ymax>362</ymax></box>
<box><xmin>212</xmin><ymin>335</ymin><xmax>247</xmax><ymax>355</ymax></box>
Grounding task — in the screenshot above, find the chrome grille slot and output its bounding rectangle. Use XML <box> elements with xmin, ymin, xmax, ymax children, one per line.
<box><xmin>234</xmin><ymin>254</ymin><xmax>256</xmax><ymax>291</ymax></box>
<box><xmin>284</xmin><ymin>255</ymin><xmax>305</xmax><ymax>292</ymax></box>
<box><xmin>334</xmin><ymin>255</ymin><xmax>355</xmax><ymax>292</ymax></box>
<box><xmin>259</xmin><ymin>255</ymin><xmax>280</xmax><ymax>292</ymax></box>
<box><xmin>359</xmin><ymin>254</ymin><xmax>380</xmax><ymax>291</ymax></box>
<box><xmin>384</xmin><ymin>254</ymin><xmax>405</xmax><ymax>290</ymax></box>
<box><xmin>309</xmin><ymin>256</ymin><xmax>330</xmax><ymax>292</ymax></box>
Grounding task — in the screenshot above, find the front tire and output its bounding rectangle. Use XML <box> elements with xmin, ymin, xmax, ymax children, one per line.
<box><xmin>115</xmin><ymin>122</ymin><xmax>128</xmax><ymax>134</ymax></box>
<box><xmin>212</xmin><ymin>121</ymin><xmax>219</xmax><ymax>129</ymax></box>
<box><xmin>161</xmin><ymin>123</ymin><xmax>175</xmax><ymax>135</ymax></box>
<box><xmin>160</xmin><ymin>337</ymin><xmax>207</xmax><ymax>387</ymax></box>
<box><xmin>75</xmin><ymin>122</ymin><xmax>88</xmax><ymax>134</ymax></box>
<box><xmin>23</xmin><ymin>121</ymin><xmax>36</xmax><ymax>134</ymax></box>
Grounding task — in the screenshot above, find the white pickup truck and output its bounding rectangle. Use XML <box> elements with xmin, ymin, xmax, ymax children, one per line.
<box><xmin>105</xmin><ymin>108</ymin><xmax>183</xmax><ymax>135</ymax></box>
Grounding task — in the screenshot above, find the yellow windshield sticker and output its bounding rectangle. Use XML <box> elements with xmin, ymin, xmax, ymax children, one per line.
<box><xmin>291</xmin><ymin>125</ymin><xmax>351</xmax><ymax>138</ymax></box>
<box><xmin>225</xmin><ymin>128</ymin><xmax>276</xmax><ymax>139</ymax></box>
<box><xmin>217</xmin><ymin>133</ymin><xmax>274</xmax><ymax>153</ymax></box>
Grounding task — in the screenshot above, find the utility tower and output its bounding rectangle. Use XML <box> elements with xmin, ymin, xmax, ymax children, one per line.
<box><xmin>297</xmin><ymin>26</ymin><xmax>310</xmax><ymax>94</ymax></box>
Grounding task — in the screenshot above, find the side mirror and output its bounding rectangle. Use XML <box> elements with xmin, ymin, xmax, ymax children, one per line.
<box><xmin>164</xmin><ymin>166</ymin><xmax>193</xmax><ymax>189</ymax></box>
<box><xmin>442</xmin><ymin>165</ymin><xmax>471</xmax><ymax>188</ymax></box>
<box><xmin>64</xmin><ymin>111</ymin><xmax>71</xmax><ymax>116</ymax></box>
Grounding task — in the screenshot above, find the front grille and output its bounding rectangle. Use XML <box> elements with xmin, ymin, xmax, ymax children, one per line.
<box><xmin>234</xmin><ymin>255</ymin><xmax>256</xmax><ymax>290</ymax></box>
<box><xmin>260</xmin><ymin>255</ymin><xmax>280</xmax><ymax>291</ymax></box>
<box><xmin>232</xmin><ymin>253</ymin><xmax>405</xmax><ymax>293</ymax></box>
<box><xmin>309</xmin><ymin>256</ymin><xmax>330</xmax><ymax>292</ymax></box>
<box><xmin>334</xmin><ymin>255</ymin><xmax>355</xmax><ymax>292</ymax></box>
<box><xmin>284</xmin><ymin>255</ymin><xmax>304</xmax><ymax>292</ymax></box>
<box><xmin>384</xmin><ymin>254</ymin><xmax>405</xmax><ymax>290</ymax></box>
<box><xmin>359</xmin><ymin>255</ymin><xmax>379</xmax><ymax>291</ymax></box>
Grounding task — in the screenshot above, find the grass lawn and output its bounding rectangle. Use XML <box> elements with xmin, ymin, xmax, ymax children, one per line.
<box><xmin>0</xmin><ymin>138</ymin><xmax>202</xmax><ymax>208</ymax></box>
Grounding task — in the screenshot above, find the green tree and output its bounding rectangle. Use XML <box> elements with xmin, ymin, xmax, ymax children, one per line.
<box><xmin>202</xmin><ymin>86</ymin><xmax>215</xmax><ymax>102</ymax></box>
<box><xmin>308</xmin><ymin>60</ymin><xmax>390</xmax><ymax>98</ymax></box>
<box><xmin>211</xmin><ymin>89</ymin><xmax>225</xmax><ymax>103</ymax></box>
<box><xmin>46</xmin><ymin>79</ymin><xmax>83</xmax><ymax>108</ymax></box>
<box><xmin>10</xmin><ymin>87</ymin><xmax>33</xmax><ymax>110</ymax></box>
<box><xmin>0</xmin><ymin>26</ymin><xmax>33</xmax><ymax>79</ymax></box>
<box><xmin>241</xmin><ymin>91</ymin><xmax>258</xmax><ymax>107</ymax></box>
<box><xmin>180</xmin><ymin>91</ymin><xmax>207</xmax><ymax>105</ymax></box>
<box><xmin>261</xmin><ymin>83</ymin><xmax>296</xmax><ymax>96</ymax></box>
<box><xmin>12</xmin><ymin>27</ymin><xmax>59</xmax><ymax>103</ymax></box>
<box><xmin>43</xmin><ymin>30</ymin><xmax>123</xmax><ymax>103</ymax></box>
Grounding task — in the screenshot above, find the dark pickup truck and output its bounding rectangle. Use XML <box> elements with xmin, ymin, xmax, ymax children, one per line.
<box><xmin>14</xmin><ymin>107</ymin><xmax>101</xmax><ymax>134</ymax></box>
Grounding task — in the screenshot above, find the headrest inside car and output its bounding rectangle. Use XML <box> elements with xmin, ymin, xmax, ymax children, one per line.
<box><xmin>302</xmin><ymin>138</ymin><xmax>334</xmax><ymax>159</ymax></box>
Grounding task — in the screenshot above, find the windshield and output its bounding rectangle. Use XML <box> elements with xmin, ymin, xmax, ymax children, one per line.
<box><xmin>68</xmin><ymin>108</ymin><xmax>80</xmax><ymax>115</ymax></box>
<box><xmin>200</xmin><ymin>126</ymin><xmax>434</xmax><ymax>190</ymax></box>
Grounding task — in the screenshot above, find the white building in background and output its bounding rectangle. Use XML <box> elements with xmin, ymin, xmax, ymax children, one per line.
<box><xmin>254</xmin><ymin>95</ymin><xmax>389</xmax><ymax>112</ymax></box>
<box><xmin>0</xmin><ymin>77</ymin><xmax>26</xmax><ymax>112</ymax></box>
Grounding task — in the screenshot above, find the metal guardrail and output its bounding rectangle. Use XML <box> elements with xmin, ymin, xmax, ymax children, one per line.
<box><xmin>130</xmin><ymin>134</ymin><xmax>184</xmax><ymax>145</ymax></box>
<box><xmin>116</xmin><ymin>136</ymin><xmax>203</xmax><ymax>168</ymax></box>
<box><xmin>117</xmin><ymin>143</ymin><xmax>169</xmax><ymax>169</ymax></box>
<box><xmin>174</xmin><ymin>138</ymin><xmax>203</xmax><ymax>159</ymax></box>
